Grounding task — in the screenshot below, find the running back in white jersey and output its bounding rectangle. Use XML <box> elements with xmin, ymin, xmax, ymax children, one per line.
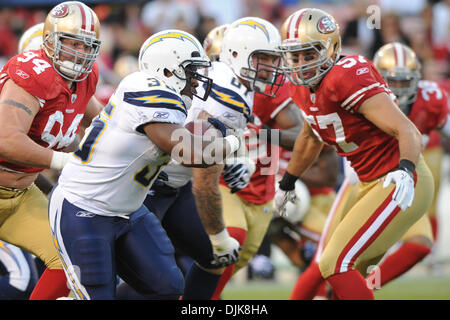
<box><xmin>163</xmin><ymin>61</ymin><xmax>254</xmax><ymax>189</ymax></box>
<box><xmin>58</xmin><ymin>72</ymin><xmax>187</xmax><ymax>216</ymax></box>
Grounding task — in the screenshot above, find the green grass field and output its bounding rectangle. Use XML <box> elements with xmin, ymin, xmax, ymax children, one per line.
<box><xmin>220</xmin><ymin>275</ymin><xmax>450</xmax><ymax>300</ymax></box>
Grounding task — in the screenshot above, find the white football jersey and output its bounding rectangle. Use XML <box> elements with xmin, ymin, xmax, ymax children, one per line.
<box><xmin>58</xmin><ymin>71</ymin><xmax>187</xmax><ymax>216</ymax></box>
<box><xmin>163</xmin><ymin>61</ymin><xmax>254</xmax><ymax>189</ymax></box>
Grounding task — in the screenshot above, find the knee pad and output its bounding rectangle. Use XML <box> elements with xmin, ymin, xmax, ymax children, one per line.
<box><xmin>72</xmin><ymin>238</ymin><xmax>113</xmax><ymax>286</ymax></box>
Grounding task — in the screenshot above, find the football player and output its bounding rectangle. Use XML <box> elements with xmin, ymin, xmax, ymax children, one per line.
<box><xmin>0</xmin><ymin>1</ymin><xmax>104</xmax><ymax>300</ymax></box>
<box><xmin>48</xmin><ymin>29</ymin><xmax>242</xmax><ymax>300</ymax></box>
<box><xmin>202</xmin><ymin>23</ymin><xmax>305</xmax><ymax>300</ymax></box>
<box><xmin>365</xmin><ymin>42</ymin><xmax>449</xmax><ymax>287</ymax></box>
<box><xmin>116</xmin><ymin>18</ymin><xmax>285</xmax><ymax>300</ymax></box>
<box><xmin>274</xmin><ymin>8</ymin><xmax>434</xmax><ymax>300</ymax></box>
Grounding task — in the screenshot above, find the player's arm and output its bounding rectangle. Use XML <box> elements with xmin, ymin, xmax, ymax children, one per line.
<box><xmin>273</xmin><ymin>119</ymin><xmax>324</xmax><ymax>216</ymax></box>
<box><xmin>0</xmin><ymin>79</ymin><xmax>69</xmax><ymax>170</ymax></box>
<box><xmin>142</xmin><ymin>121</ymin><xmax>239</xmax><ymax>168</ymax></box>
<box><xmin>269</xmin><ymin>102</ymin><xmax>303</xmax><ymax>150</ymax></box>
<box><xmin>358</xmin><ymin>92</ymin><xmax>422</xmax><ymax>165</ymax></box>
<box><xmin>79</xmin><ymin>95</ymin><xmax>104</xmax><ymax>138</ymax></box>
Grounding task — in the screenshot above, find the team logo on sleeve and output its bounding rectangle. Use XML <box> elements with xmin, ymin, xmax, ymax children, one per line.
<box><xmin>317</xmin><ymin>16</ymin><xmax>336</xmax><ymax>34</ymax></box>
<box><xmin>209</xmin><ymin>83</ymin><xmax>251</xmax><ymax>120</ymax></box>
<box><xmin>124</xmin><ymin>90</ymin><xmax>187</xmax><ymax>115</ymax></box>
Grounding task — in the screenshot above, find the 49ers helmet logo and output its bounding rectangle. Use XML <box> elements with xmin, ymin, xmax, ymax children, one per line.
<box><xmin>317</xmin><ymin>16</ymin><xmax>336</xmax><ymax>34</ymax></box>
<box><xmin>51</xmin><ymin>3</ymin><xmax>69</xmax><ymax>18</ymax></box>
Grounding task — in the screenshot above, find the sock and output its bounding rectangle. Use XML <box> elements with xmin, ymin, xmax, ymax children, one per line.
<box><xmin>182</xmin><ymin>263</ymin><xmax>221</xmax><ymax>300</ymax></box>
<box><xmin>29</xmin><ymin>268</ymin><xmax>70</xmax><ymax>300</ymax></box>
<box><xmin>211</xmin><ymin>227</ymin><xmax>247</xmax><ymax>300</ymax></box>
<box><xmin>289</xmin><ymin>261</ymin><xmax>324</xmax><ymax>300</ymax></box>
<box><xmin>372</xmin><ymin>242</ymin><xmax>431</xmax><ymax>287</ymax></box>
<box><xmin>327</xmin><ymin>270</ymin><xmax>374</xmax><ymax>300</ymax></box>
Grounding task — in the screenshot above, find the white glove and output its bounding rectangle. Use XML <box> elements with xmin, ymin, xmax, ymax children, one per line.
<box><xmin>209</xmin><ymin>229</ymin><xmax>241</xmax><ymax>268</ymax></box>
<box><xmin>223</xmin><ymin>157</ymin><xmax>256</xmax><ymax>193</ymax></box>
<box><xmin>382</xmin><ymin>169</ymin><xmax>415</xmax><ymax>211</ymax></box>
<box><xmin>273</xmin><ymin>187</ymin><xmax>298</xmax><ymax>218</ymax></box>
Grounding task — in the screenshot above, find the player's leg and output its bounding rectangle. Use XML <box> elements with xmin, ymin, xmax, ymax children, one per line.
<box><xmin>369</xmin><ymin>215</ymin><xmax>433</xmax><ymax>287</ymax></box>
<box><xmin>290</xmin><ymin>180</ymin><xmax>358</xmax><ymax>300</ymax></box>
<box><xmin>0</xmin><ymin>241</ymin><xmax>39</xmax><ymax>300</ymax></box>
<box><xmin>0</xmin><ymin>185</ymin><xmax>69</xmax><ymax>300</ymax></box>
<box><xmin>48</xmin><ymin>185</ymin><xmax>119</xmax><ymax>300</ymax></box>
<box><xmin>422</xmin><ymin>146</ymin><xmax>443</xmax><ymax>240</ymax></box>
<box><xmin>115</xmin><ymin>205</ymin><xmax>184</xmax><ymax>300</ymax></box>
<box><xmin>211</xmin><ymin>185</ymin><xmax>249</xmax><ymax>300</ymax></box>
<box><xmin>160</xmin><ymin>181</ymin><xmax>223</xmax><ymax>300</ymax></box>
<box><xmin>319</xmin><ymin>157</ymin><xmax>434</xmax><ymax>299</ymax></box>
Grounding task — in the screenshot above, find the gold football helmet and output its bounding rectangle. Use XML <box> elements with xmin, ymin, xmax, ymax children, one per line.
<box><xmin>279</xmin><ymin>8</ymin><xmax>341</xmax><ymax>88</ymax></box>
<box><xmin>373</xmin><ymin>42</ymin><xmax>421</xmax><ymax>109</ymax></box>
<box><xmin>43</xmin><ymin>1</ymin><xmax>101</xmax><ymax>82</ymax></box>
<box><xmin>203</xmin><ymin>24</ymin><xmax>229</xmax><ymax>61</ymax></box>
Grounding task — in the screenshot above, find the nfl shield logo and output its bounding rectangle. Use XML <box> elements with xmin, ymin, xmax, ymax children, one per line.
<box><xmin>71</xmin><ymin>94</ymin><xmax>77</xmax><ymax>103</ymax></box>
<box><xmin>310</xmin><ymin>93</ymin><xmax>316</xmax><ymax>103</ymax></box>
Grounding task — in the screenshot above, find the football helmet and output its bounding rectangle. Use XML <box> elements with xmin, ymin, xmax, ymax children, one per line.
<box><xmin>279</xmin><ymin>8</ymin><xmax>341</xmax><ymax>88</ymax></box>
<box><xmin>139</xmin><ymin>29</ymin><xmax>213</xmax><ymax>104</ymax></box>
<box><xmin>220</xmin><ymin>17</ymin><xmax>284</xmax><ymax>96</ymax></box>
<box><xmin>43</xmin><ymin>1</ymin><xmax>101</xmax><ymax>82</ymax></box>
<box><xmin>373</xmin><ymin>42</ymin><xmax>421</xmax><ymax>111</ymax></box>
<box><xmin>18</xmin><ymin>23</ymin><xmax>44</xmax><ymax>53</ymax></box>
<box><xmin>203</xmin><ymin>24</ymin><xmax>229</xmax><ymax>62</ymax></box>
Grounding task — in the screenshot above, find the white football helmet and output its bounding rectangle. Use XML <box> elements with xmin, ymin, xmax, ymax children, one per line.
<box><xmin>220</xmin><ymin>17</ymin><xmax>284</xmax><ymax>96</ymax></box>
<box><xmin>277</xmin><ymin>179</ymin><xmax>311</xmax><ymax>224</ymax></box>
<box><xmin>18</xmin><ymin>23</ymin><xmax>44</xmax><ymax>53</ymax></box>
<box><xmin>43</xmin><ymin>1</ymin><xmax>101</xmax><ymax>82</ymax></box>
<box><xmin>139</xmin><ymin>29</ymin><xmax>213</xmax><ymax>104</ymax></box>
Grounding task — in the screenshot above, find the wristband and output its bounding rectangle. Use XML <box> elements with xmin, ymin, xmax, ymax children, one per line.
<box><xmin>224</xmin><ymin>135</ymin><xmax>240</xmax><ymax>154</ymax></box>
<box><xmin>399</xmin><ymin>159</ymin><xmax>415</xmax><ymax>178</ymax></box>
<box><xmin>50</xmin><ymin>151</ymin><xmax>71</xmax><ymax>171</ymax></box>
<box><xmin>209</xmin><ymin>229</ymin><xmax>230</xmax><ymax>247</ymax></box>
<box><xmin>279</xmin><ymin>171</ymin><xmax>298</xmax><ymax>191</ymax></box>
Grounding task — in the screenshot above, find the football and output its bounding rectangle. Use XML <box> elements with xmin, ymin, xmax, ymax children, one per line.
<box><xmin>184</xmin><ymin>120</ymin><xmax>214</xmax><ymax>135</ymax></box>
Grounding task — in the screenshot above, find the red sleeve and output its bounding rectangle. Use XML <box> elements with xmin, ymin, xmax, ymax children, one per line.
<box><xmin>7</xmin><ymin>50</ymin><xmax>61</xmax><ymax>100</ymax></box>
<box><xmin>253</xmin><ymin>80</ymin><xmax>292</xmax><ymax>125</ymax></box>
<box><xmin>331</xmin><ymin>55</ymin><xmax>391</xmax><ymax>113</ymax></box>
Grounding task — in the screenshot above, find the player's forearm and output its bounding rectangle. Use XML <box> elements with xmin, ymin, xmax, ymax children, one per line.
<box><xmin>397</xmin><ymin>124</ymin><xmax>422</xmax><ymax>166</ymax></box>
<box><xmin>0</xmin><ymin>131</ymin><xmax>54</xmax><ymax>168</ymax></box>
<box><xmin>192</xmin><ymin>165</ymin><xmax>226</xmax><ymax>235</ymax></box>
<box><xmin>286</xmin><ymin>129</ymin><xmax>323</xmax><ymax>177</ymax></box>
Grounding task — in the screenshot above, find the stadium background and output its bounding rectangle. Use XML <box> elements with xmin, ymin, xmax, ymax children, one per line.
<box><xmin>0</xmin><ymin>0</ymin><xmax>449</xmax><ymax>300</ymax></box>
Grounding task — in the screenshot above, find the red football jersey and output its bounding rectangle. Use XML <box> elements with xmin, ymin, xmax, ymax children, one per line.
<box><xmin>219</xmin><ymin>81</ymin><xmax>291</xmax><ymax>204</ymax></box>
<box><xmin>408</xmin><ymin>80</ymin><xmax>449</xmax><ymax>149</ymax></box>
<box><xmin>0</xmin><ymin>49</ymin><xmax>99</xmax><ymax>173</ymax></box>
<box><xmin>290</xmin><ymin>55</ymin><xmax>399</xmax><ymax>182</ymax></box>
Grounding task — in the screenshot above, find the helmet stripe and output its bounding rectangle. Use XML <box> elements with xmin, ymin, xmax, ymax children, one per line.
<box><xmin>393</xmin><ymin>42</ymin><xmax>404</xmax><ymax>67</ymax></box>
<box><xmin>75</xmin><ymin>2</ymin><xmax>87</xmax><ymax>32</ymax></box>
<box><xmin>288</xmin><ymin>9</ymin><xmax>307</xmax><ymax>39</ymax></box>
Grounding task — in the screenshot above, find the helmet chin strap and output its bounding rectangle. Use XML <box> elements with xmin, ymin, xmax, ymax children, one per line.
<box><xmin>181</xmin><ymin>95</ymin><xmax>192</xmax><ymax>110</ymax></box>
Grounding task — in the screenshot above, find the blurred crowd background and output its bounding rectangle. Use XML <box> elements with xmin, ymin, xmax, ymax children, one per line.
<box><xmin>1</xmin><ymin>0</ymin><xmax>449</xmax><ymax>100</ymax></box>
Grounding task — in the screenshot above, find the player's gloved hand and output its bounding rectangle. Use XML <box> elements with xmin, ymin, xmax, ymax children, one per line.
<box><xmin>273</xmin><ymin>171</ymin><xmax>298</xmax><ymax>218</ymax></box>
<box><xmin>223</xmin><ymin>157</ymin><xmax>256</xmax><ymax>193</ymax></box>
<box><xmin>382</xmin><ymin>160</ymin><xmax>415</xmax><ymax>211</ymax></box>
<box><xmin>209</xmin><ymin>229</ymin><xmax>241</xmax><ymax>268</ymax></box>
